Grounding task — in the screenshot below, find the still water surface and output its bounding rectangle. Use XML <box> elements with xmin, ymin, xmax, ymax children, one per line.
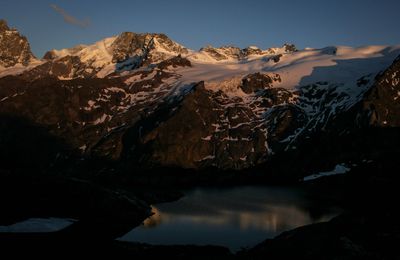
<box><xmin>120</xmin><ymin>186</ymin><xmax>340</xmax><ymax>251</ymax></box>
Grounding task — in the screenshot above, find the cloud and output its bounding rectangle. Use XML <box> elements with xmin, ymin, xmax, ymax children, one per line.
<box><xmin>50</xmin><ymin>4</ymin><xmax>90</xmax><ymax>28</ymax></box>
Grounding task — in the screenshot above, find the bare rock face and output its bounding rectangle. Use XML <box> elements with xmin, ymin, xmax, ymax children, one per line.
<box><xmin>200</xmin><ymin>46</ymin><xmax>264</xmax><ymax>61</ymax></box>
<box><xmin>150</xmin><ymin>33</ymin><xmax>189</xmax><ymax>56</ymax></box>
<box><xmin>112</xmin><ymin>32</ymin><xmax>188</xmax><ymax>64</ymax></box>
<box><xmin>240</xmin><ymin>73</ymin><xmax>281</xmax><ymax>94</ymax></box>
<box><xmin>199</xmin><ymin>45</ymin><xmax>241</xmax><ymax>61</ymax></box>
<box><xmin>111</xmin><ymin>32</ymin><xmax>150</xmax><ymax>63</ymax></box>
<box><xmin>283</xmin><ymin>43</ymin><xmax>298</xmax><ymax>53</ymax></box>
<box><xmin>0</xmin><ymin>19</ymin><xmax>36</xmax><ymax>67</ymax></box>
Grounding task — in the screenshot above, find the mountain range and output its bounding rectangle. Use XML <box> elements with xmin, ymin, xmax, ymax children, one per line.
<box><xmin>1</xmin><ymin>19</ymin><xmax>400</xmax><ymax>178</ymax></box>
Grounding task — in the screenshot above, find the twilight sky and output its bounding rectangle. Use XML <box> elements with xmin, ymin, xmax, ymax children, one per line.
<box><xmin>1</xmin><ymin>0</ymin><xmax>400</xmax><ymax>57</ymax></box>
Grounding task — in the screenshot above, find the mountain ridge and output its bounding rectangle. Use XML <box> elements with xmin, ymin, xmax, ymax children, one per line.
<box><xmin>1</xmin><ymin>19</ymin><xmax>400</xmax><ymax>175</ymax></box>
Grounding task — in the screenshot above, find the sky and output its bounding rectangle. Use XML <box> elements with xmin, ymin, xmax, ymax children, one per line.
<box><xmin>1</xmin><ymin>0</ymin><xmax>400</xmax><ymax>58</ymax></box>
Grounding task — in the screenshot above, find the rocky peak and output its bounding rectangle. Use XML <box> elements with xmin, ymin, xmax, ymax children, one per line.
<box><xmin>0</xmin><ymin>19</ymin><xmax>8</xmax><ymax>32</ymax></box>
<box><xmin>242</xmin><ymin>46</ymin><xmax>263</xmax><ymax>56</ymax></box>
<box><xmin>265</xmin><ymin>43</ymin><xmax>298</xmax><ymax>55</ymax></box>
<box><xmin>199</xmin><ymin>44</ymin><xmax>295</xmax><ymax>61</ymax></box>
<box><xmin>0</xmin><ymin>19</ymin><xmax>36</xmax><ymax>67</ymax></box>
<box><xmin>283</xmin><ymin>43</ymin><xmax>298</xmax><ymax>53</ymax></box>
<box><xmin>153</xmin><ymin>33</ymin><xmax>188</xmax><ymax>55</ymax></box>
<box><xmin>200</xmin><ymin>45</ymin><xmax>246</xmax><ymax>61</ymax></box>
<box><xmin>111</xmin><ymin>32</ymin><xmax>150</xmax><ymax>63</ymax></box>
<box><xmin>111</xmin><ymin>32</ymin><xmax>188</xmax><ymax>64</ymax></box>
<box><xmin>42</xmin><ymin>51</ymin><xmax>57</xmax><ymax>61</ymax></box>
<box><xmin>219</xmin><ymin>46</ymin><xmax>242</xmax><ymax>57</ymax></box>
<box><xmin>200</xmin><ymin>45</ymin><xmax>228</xmax><ymax>60</ymax></box>
<box><xmin>38</xmin><ymin>32</ymin><xmax>188</xmax><ymax>78</ymax></box>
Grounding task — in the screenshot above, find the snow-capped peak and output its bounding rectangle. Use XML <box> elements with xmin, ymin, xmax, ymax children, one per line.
<box><xmin>0</xmin><ymin>19</ymin><xmax>42</xmax><ymax>78</ymax></box>
<box><xmin>43</xmin><ymin>36</ymin><xmax>116</xmax><ymax>67</ymax></box>
<box><xmin>41</xmin><ymin>32</ymin><xmax>189</xmax><ymax>78</ymax></box>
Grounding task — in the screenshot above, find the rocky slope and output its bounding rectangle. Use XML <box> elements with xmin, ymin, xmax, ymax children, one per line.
<box><xmin>1</xmin><ymin>20</ymin><xmax>400</xmax><ymax>175</ymax></box>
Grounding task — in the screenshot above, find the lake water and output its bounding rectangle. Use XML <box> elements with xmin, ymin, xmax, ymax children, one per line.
<box><xmin>120</xmin><ymin>186</ymin><xmax>341</xmax><ymax>251</ymax></box>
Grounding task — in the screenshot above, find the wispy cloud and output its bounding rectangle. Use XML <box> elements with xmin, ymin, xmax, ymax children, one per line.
<box><xmin>50</xmin><ymin>4</ymin><xmax>90</xmax><ymax>28</ymax></box>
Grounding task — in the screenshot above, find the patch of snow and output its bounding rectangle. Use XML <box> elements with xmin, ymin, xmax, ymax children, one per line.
<box><xmin>106</xmin><ymin>87</ymin><xmax>125</xmax><ymax>93</ymax></box>
<box><xmin>248</xmin><ymin>46</ymin><xmax>259</xmax><ymax>50</ymax></box>
<box><xmin>0</xmin><ymin>60</ymin><xmax>44</xmax><ymax>78</ymax></box>
<box><xmin>57</xmin><ymin>75</ymin><xmax>73</xmax><ymax>80</ymax></box>
<box><xmin>392</xmin><ymin>78</ymin><xmax>399</xmax><ymax>86</ymax></box>
<box><xmin>0</xmin><ymin>218</ymin><xmax>76</xmax><ymax>233</ymax></box>
<box><xmin>303</xmin><ymin>164</ymin><xmax>350</xmax><ymax>182</ymax></box>
<box><xmin>212</xmin><ymin>123</ymin><xmax>222</xmax><ymax>132</ymax></box>
<box><xmin>230</xmin><ymin>122</ymin><xmax>250</xmax><ymax>129</ymax></box>
<box><xmin>201</xmin><ymin>135</ymin><xmax>212</xmax><ymax>141</ymax></box>
<box><xmin>197</xmin><ymin>155</ymin><xmax>215</xmax><ymax>161</ymax></box>
<box><xmin>222</xmin><ymin>136</ymin><xmax>239</xmax><ymax>141</ymax></box>
<box><xmin>49</xmin><ymin>37</ymin><xmax>116</xmax><ymax>68</ymax></box>
<box><xmin>92</xmin><ymin>114</ymin><xmax>109</xmax><ymax>125</ymax></box>
<box><xmin>96</xmin><ymin>63</ymin><xmax>116</xmax><ymax>78</ymax></box>
<box><xmin>83</xmin><ymin>100</ymin><xmax>100</xmax><ymax>111</ymax></box>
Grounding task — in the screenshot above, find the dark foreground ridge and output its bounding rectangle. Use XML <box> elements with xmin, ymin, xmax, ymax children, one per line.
<box><xmin>1</xmin><ymin>163</ymin><xmax>400</xmax><ymax>259</ymax></box>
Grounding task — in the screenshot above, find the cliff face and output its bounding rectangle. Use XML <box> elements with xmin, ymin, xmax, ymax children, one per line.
<box><xmin>0</xmin><ymin>19</ymin><xmax>36</xmax><ymax>68</ymax></box>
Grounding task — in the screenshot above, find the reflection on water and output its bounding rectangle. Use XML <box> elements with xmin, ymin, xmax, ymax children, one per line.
<box><xmin>120</xmin><ymin>186</ymin><xmax>340</xmax><ymax>251</ymax></box>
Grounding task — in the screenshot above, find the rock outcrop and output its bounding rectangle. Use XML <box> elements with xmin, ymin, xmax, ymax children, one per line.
<box><xmin>0</xmin><ymin>19</ymin><xmax>36</xmax><ymax>68</ymax></box>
